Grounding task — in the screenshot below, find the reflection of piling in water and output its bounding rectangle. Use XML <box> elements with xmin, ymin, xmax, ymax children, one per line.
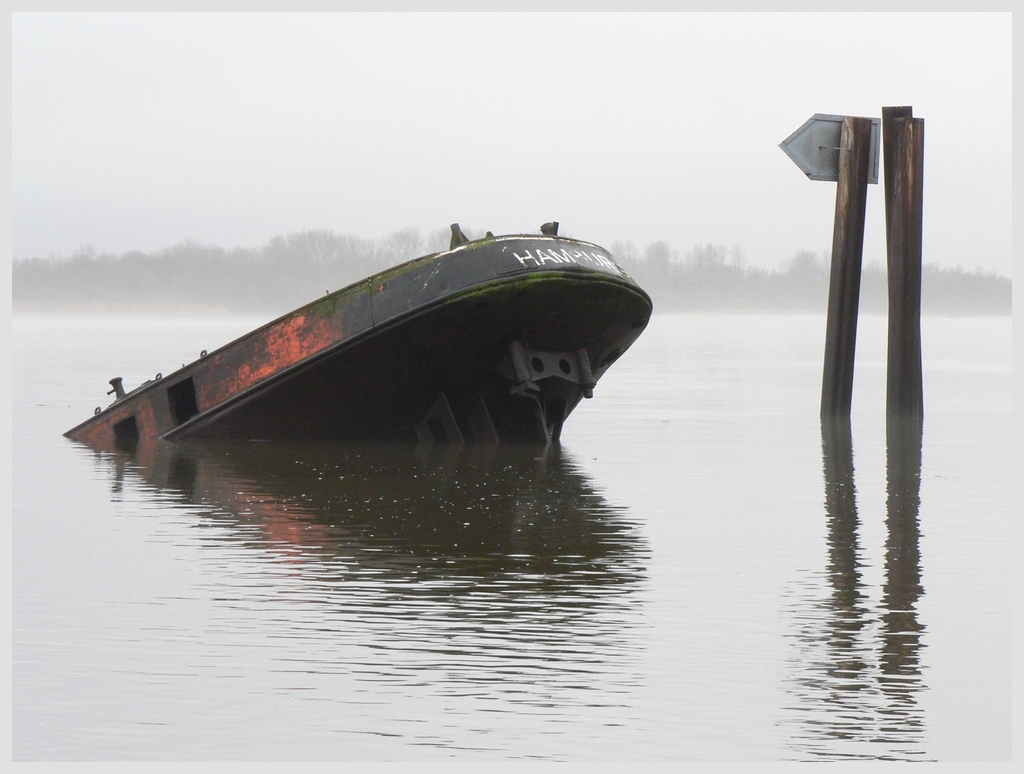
<box><xmin>814</xmin><ymin>418</ymin><xmax>874</xmax><ymax>743</ymax></box>
<box><xmin>786</xmin><ymin>419</ymin><xmax>928</xmax><ymax>759</ymax></box>
<box><xmin>821</xmin><ymin>418</ymin><xmax>867</xmax><ymax>642</ymax></box>
<box><xmin>880</xmin><ymin>418</ymin><xmax>925</xmax><ymax>699</ymax></box>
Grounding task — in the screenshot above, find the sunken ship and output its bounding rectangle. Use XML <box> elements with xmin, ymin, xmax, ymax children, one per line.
<box><xmin>64</xmin><ymin>223</ymin><xmax>652</xmax><ymax>448</ymax></box>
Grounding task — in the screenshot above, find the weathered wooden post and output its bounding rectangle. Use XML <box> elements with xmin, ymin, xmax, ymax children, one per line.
<box><xmin>820</xmin><ymin>117</ymin><xmax>874</xmax><ymax>419</ymax></box>
<box><xmin>780</xmin><ymin>114</ymin><xmax>880</xmax><ymax>419</ymax></box>
<box><xmin>882</xmin><ymin>106</ymin><xmax>925</xmax><ymax>424</ymax></box>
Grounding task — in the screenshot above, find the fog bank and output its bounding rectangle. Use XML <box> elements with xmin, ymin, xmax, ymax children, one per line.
<box><xmin>12</xmin><ymin>229</ymin><xmax>1011</xmax><ymax>317</ymax></box>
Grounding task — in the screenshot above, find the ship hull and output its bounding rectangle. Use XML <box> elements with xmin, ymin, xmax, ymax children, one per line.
<box><xmin>64</xmin><ymin>235</ymin><xmax>652</xmax><ymax>447</ymax></box>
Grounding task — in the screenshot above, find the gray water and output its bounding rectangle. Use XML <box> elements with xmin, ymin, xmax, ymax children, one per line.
<box><xmin>12</xmin><ymin>313</ymin><xmax>1011</xmax><ymax>760</ymax></box>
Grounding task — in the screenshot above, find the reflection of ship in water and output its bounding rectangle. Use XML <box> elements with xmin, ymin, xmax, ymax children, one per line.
<box><xmin>92</xmin><ymin>439</ymin><xmax>651</xmax><ymax>722</ymax></box>
<box><xmin>97</xmin><ymin>436</ymin><xmax>649</xmax><ymax>587</ymax></box>
<box><xmin>784</xmin><ymin>418</ymin><xmax>928</xmax><ymax>760</ymax></box>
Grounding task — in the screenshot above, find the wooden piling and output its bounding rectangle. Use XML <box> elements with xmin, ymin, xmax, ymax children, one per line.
<box><xmin>820</xmin><ymin>116</ymin><xmax>873</xmax><ymax>419</ymax></box>
<box><xmin>882</xmin><ymin>106</ymin><xmax>925</xmax><ymax>423</ymax></box>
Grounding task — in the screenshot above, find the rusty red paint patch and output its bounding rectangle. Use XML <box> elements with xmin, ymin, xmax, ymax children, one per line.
<box><xmin>198</xmin><ymin>312</ymin><xmax>345</xmax><ymax>408</ymax></box>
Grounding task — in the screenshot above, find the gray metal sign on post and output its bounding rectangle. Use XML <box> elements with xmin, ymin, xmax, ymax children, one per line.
<box><xmin>780</xmin><ymin>113</ymin><xmax>881</xmax><ymax>185</ymax></box>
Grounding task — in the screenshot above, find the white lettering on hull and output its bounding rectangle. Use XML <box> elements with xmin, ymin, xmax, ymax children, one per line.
<box><xmin>512</xmin><ymin>248</ymin><xmax>622</xmax><ymax>276</ymax></box>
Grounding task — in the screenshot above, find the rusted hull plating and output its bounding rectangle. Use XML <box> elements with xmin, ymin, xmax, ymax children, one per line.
<box><xmin>64</xmin><ymin>234</ymin><xmax>652</xmax><ymax>448</ymax></box>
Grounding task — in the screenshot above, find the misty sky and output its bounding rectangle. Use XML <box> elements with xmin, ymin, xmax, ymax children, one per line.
<box><xmin>11</xmin><ymin>12</ymin><xmax>1013</xmax><ymax>275</ymax></box>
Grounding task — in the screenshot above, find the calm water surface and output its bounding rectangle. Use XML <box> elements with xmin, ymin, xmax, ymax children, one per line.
<box><xmin>12</xmin><ymin>313</ymin><xmax>1011</xmax><ymax>760</ymax></box>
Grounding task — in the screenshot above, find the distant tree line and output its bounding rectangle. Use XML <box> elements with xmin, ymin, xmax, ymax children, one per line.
<box><xmin>12</xmin><ymin>229</ymin><xmax>1011</xmax><ymax>316</ymax></box>
<box><xmin>612</xmin><ymin>241</ymin><xmax>1011</xmax><ymax>315</ymax></box>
